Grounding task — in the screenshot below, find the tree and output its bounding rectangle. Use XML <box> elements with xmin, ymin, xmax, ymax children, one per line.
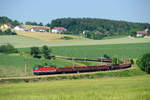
<box><xmin>112</xmin><ymin>57</ymin><xmax>123</xmax><ymax>65</ymax></box>
<box><xmin>147</xmin><ymin>30</ymin><xmax>150</xmax><ymax>35</ymax></box>
<box><xmin>30</xmin><ymin>47</ymin><xmax>41</xmax><ymax>58</ymax></box>
<box><xmin>39</xmin><ymin>22</ymin><xmax>43</xmax><ymax>26</ymax></box>
<box><xmin>130</xmin><ymin>59</ymin><xmax>134</xmax><ymax>65</ymax></box>
<box><xmin>25</xmin><ymin>21</ymin><xmax>38</xmax><ymax>25</ymax></box>
<box><xmin>0</xmin><ymin>44</ymin><xmax>18</xmax><ymax>53</ymax></box>
<box><xmin>129</xmin><ymin>29</ymin><xmax>137</xmax><ymax>37</ymax></box>
<box><xmin>42</xmin><ymin>45</ymin><xmax>51</xmax><ymax>59</ymax></box>
<box><xmin>103</xmin><ymin>54</ymin><xmax>110</xmax><ymax>58</ymax></box>
<box><xmin>137</xmin><ymin>53</ymin><xmax>150</xmax><ymax>73</ymax></box>
<box><xmin>112</xmin><ymin>58</ymin><xmax>118</xmax><ymax>65</ymax></box>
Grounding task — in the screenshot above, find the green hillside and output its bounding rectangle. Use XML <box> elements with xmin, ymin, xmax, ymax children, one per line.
<box><xmin>50</xmin><ymin>18</ymin><xmax>150</xmax><ymax>35</ymax></box>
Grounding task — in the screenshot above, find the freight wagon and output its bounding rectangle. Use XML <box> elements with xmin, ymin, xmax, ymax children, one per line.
<box><xmin>33</xmin><ymin>63</ymin><xmax>131</xmax><ymax>75</ymax></box>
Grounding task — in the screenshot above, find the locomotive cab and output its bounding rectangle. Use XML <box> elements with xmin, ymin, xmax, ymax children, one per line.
<box><xmin>33</xmin><ymin>67</ymin><xmax>39</xmax><ymax>71</ymax></box>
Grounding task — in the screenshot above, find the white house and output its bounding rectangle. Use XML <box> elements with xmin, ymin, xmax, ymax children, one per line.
<box><xmin>136</xmin><ymin>29</ymin><xmax>148</xmax><ymax>37</ymax></box>
<box><xmin>52</xmin><ymin>27</ymin><xmax>67</xmax><ymax>33</ymax></box>
<box><xmin>14</xmin><ymin>26</ymin><xmax>25</xmax><ymax>31</ymax></box>
<box><xmin>30</xmin><ymin>27</ymin><xmax>49</xmax><ymax>32</ymax></box>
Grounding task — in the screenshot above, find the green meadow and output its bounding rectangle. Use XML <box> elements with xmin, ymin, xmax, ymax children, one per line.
<box><xmin>0</xmin><ymin>42</ymin><xmax>150</xmax><ymax>77</ymax></box>
<box><xmin>0</xmin><ymin>75</ymin><xmax>150</xmax><ymax>100</ymax></box>
<box><xmin>0</xmin><ymin>36</ymin><xmax>150</xmax><ymax>48</ymax></box>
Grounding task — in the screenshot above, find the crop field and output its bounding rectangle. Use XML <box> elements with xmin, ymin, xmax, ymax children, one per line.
<box><xmin>0</xmin><ymin>35</ymin><xmax>150</xmax><ymax>48</ymax></box>
<box><xmin>50</xmin><ymin>43</ymin><xmax>150</xmax><ymax>58</ymax></box>
<box><xmin>22</xmin><ymin>25</ymin><xmax>50</xmax><ymax>30</ymax></box>
<box><xmin>0</xmin><ymin>75</ymin><xmax>150</xmax><ymax>100</ymax></box>
<box><xmin>15</xmin><ymin>30</ymin><xmax>88</xmax><ymax>42</ymax></box>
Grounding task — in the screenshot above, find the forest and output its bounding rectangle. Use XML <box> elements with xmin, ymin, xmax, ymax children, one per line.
<box><xmin>50</xmin><ymin>18</ymin><xmax>150</xmax><ymax>39</ymax></box>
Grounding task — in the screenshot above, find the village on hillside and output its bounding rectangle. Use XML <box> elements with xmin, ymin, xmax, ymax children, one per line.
<box><xmin>0</xmin><ymin>23</ymin><xmax>150</xmax><ymax>38</ymax></box>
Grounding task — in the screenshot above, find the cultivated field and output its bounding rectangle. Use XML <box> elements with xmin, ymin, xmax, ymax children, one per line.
<box><xmin>0</xmin><ymin>35</ymin><xmax>150</xmax><ymax>48</ymax></box>
<box><xmin>15</xmin><ymin>30</ymin><xmax>88</xmax><ymax>42</ymax></box>
<box><xmin>51</xmin><ymin>43</ymin><xmax>150</xmax><ymax>58</ymax></box>
<box><xmin>0</xmin><ymin>75</ymin><xmax>150</xmax><ymax>100</ymax></box>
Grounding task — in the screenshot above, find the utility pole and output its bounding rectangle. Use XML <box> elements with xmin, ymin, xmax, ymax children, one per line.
<box><xmin>24</xmin><ymin>56</ymin><xmax>27</xmax><ymax>76</ymax></box>
<box><xmin>101</xmin><ymin>56</ymin><xmax>102</xmax><ymax>65</ymax></box>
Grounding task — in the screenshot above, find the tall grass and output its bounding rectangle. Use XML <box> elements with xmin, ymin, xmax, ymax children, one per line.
<box><xmin>0</xmin><ymin>75</ymin><xmax>150</xmax><ymax>100</ymax></box>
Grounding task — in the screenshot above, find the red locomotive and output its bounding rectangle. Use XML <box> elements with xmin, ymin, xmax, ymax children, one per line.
<box><xmin>33</xmin><ymin>62</ymin><xmax>131</xmax><ymax>75</ymax></box>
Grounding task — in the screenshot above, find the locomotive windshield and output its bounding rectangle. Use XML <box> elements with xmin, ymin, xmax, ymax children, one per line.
<box><xmin>33</xmin><ymin>67</ymin><xmax>38</xmax><ymax>70</ymax></box>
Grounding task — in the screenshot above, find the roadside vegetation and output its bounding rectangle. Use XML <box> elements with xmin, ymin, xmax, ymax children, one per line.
<box><xmin>137</xmin><ymin>53</ymin><xmax>150</xmax><ymax>73</ymax></box>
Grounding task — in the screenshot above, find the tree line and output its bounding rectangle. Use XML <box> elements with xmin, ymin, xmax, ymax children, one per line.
<box><xmin>50</xmin><ymin>18</ymin><xmax>150</xmax><ymax>39</ymax></box>
<box><xmin>0</xmin><ymin>16</ymin><xmax>20</xmax><ymax>27</ymax></box>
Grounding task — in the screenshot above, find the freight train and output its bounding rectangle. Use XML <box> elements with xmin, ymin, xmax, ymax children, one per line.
<box><xmin>33</xmin><ymin>61</ymin><xmax>131</xmax><ymax>75</ymax></box>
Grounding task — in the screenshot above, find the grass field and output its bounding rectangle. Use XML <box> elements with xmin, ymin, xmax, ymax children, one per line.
<box><xmin>0</xmin><ymin>54</ymin><xmax>101</xmax><ymax>77</ymax></box>
<box><xmin>0</xmin><ymin>35</ymin><xmax>150</xmax><ymax>48</ymax></box>
<box><xmin>0</xmin><ymin>75</ymin><xmax>150</xmax><ymax>100</ymax></box>
<box><xmin>0</xmin><ymin>35</ymin><xmax>47</xmax><ymax>48</ymax></box>
<box><xmin>20</xmin><ymin>42</ymin><xmax>150</xmax><ymax>59</ymax></box>
<box><xmin>1</xmin><ymin>42</ymin><xmax>149</xmax><ymax>77</ymax></box>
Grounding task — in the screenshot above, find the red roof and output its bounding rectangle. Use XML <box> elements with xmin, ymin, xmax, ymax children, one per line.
<box><xmin>54</xmin><ymin>27</ymin><xmax>65</xmax><ymax>30</ymax></box>
<box><xmin>136</xmin><ymin>31</ymin><xmax>147</xmax><ymax>34</ymax></box>
<box><xmin>32</xmin><ymin>27</ymin><xmax>49</xmax><ymax>30</ymax></box>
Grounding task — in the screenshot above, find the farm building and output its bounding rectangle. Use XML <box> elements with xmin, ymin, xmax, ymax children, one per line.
<box><xmin>52</xmin><ymin>27</ymin><xmax>67</xmax><ymax>33</ymax></box>
<box><xmin>0</xmin><ymin>24</ymin><xmax>11</xmax><ymax>29</ymax></box>
<box><xmin>30</xmin><ymin>27</ymin><xmax>49</xmax><ymax>32</ymax></box>
<box><xmin>136</xmin><ymin>29</ymin><xmax>148</xmax><ymax>37</ymax></box>
<box><xmin>14</xmin><ymin>26</ymin><xmax>26</xmax><ymax>31</ymax></box>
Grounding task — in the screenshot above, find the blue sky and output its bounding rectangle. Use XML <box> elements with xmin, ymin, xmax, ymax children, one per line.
<box><xmin>0</xmin><ymin>0</ymin><xmax>150</xmax><ymax>24</ymax></box>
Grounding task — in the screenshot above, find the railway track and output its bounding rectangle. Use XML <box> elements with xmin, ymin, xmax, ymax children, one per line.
<box><xmin>0</xmin><ymin>65</ymin><xmax>134</xmax><ymax>80</ymax></box>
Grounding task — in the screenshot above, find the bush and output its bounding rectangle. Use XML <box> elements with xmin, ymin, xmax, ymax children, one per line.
<box><xmin>0</xmin><ymin>29</ymin><xmax>17</xmax><ymax>35</ymax></box>
<box><xmin>30</xmin><ymin>47</ymin><xmax>41</xmax><ymax>58</ymax></box>
<box><xmin>137</xmin><ymin>53</ymin><xmax>150</xmax><ymax>73</ymax></box>
<box><xmin>0</xmin><ymin>44</ymin><xmax>18</xmax><ymax>53</ymax></box>
<box><xmin>61</xmin><ymin>36</ymin><xmax>73</xmax><ymax>40</ymax></box>
<box><xmin>103</xmin><ymin>54</ymin><xmax>110</xmax><ymax>58</ymax></box>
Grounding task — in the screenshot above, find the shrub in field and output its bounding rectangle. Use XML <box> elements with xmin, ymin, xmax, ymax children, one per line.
<box><xmin>103</xmin><ymin>54</ymin><xmax>110</xmax><ymax>58</ymax></box>
<box><xmin>130</xmin><ymin>59</ymin><xmax>134</xmax><ymax>65</ymax></box>
<box><xmin>30</xmin><ymin>47</ymin><xmax>41</xmax><ymax>58</ymax></box>
<box><xmin>0</xmin><ymin>44</ymin><xmax>18</xmax><ymax>53</ymax></box>
<box><xmin>61</xmin><ymin>36</ymin><xmax>73</xmax><ymax>40</ymax></box>
<box><xmin>42</xmin><ymin>45</ymin><xmax>52</xmax><ymax>59</ymax></box>
<box><xmin>0</xmin><ymin>29</ymin><xmax>17</xmax><ymax>35</ymax></box>
<box><xmin>112</xmin><ymin>57</ymin><xmax>123</xmax><ymax>64</ymax></box>
<box><xmin>137</xmin><ymin>53</ymin><xmax>150</xmax><ymax>74</ymax></box>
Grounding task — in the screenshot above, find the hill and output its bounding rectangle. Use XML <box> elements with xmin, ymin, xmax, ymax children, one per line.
<box><xmin>50</xmin><ymin>18</ymin><xmax>150</xmax><ymax>36</ymax></box>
